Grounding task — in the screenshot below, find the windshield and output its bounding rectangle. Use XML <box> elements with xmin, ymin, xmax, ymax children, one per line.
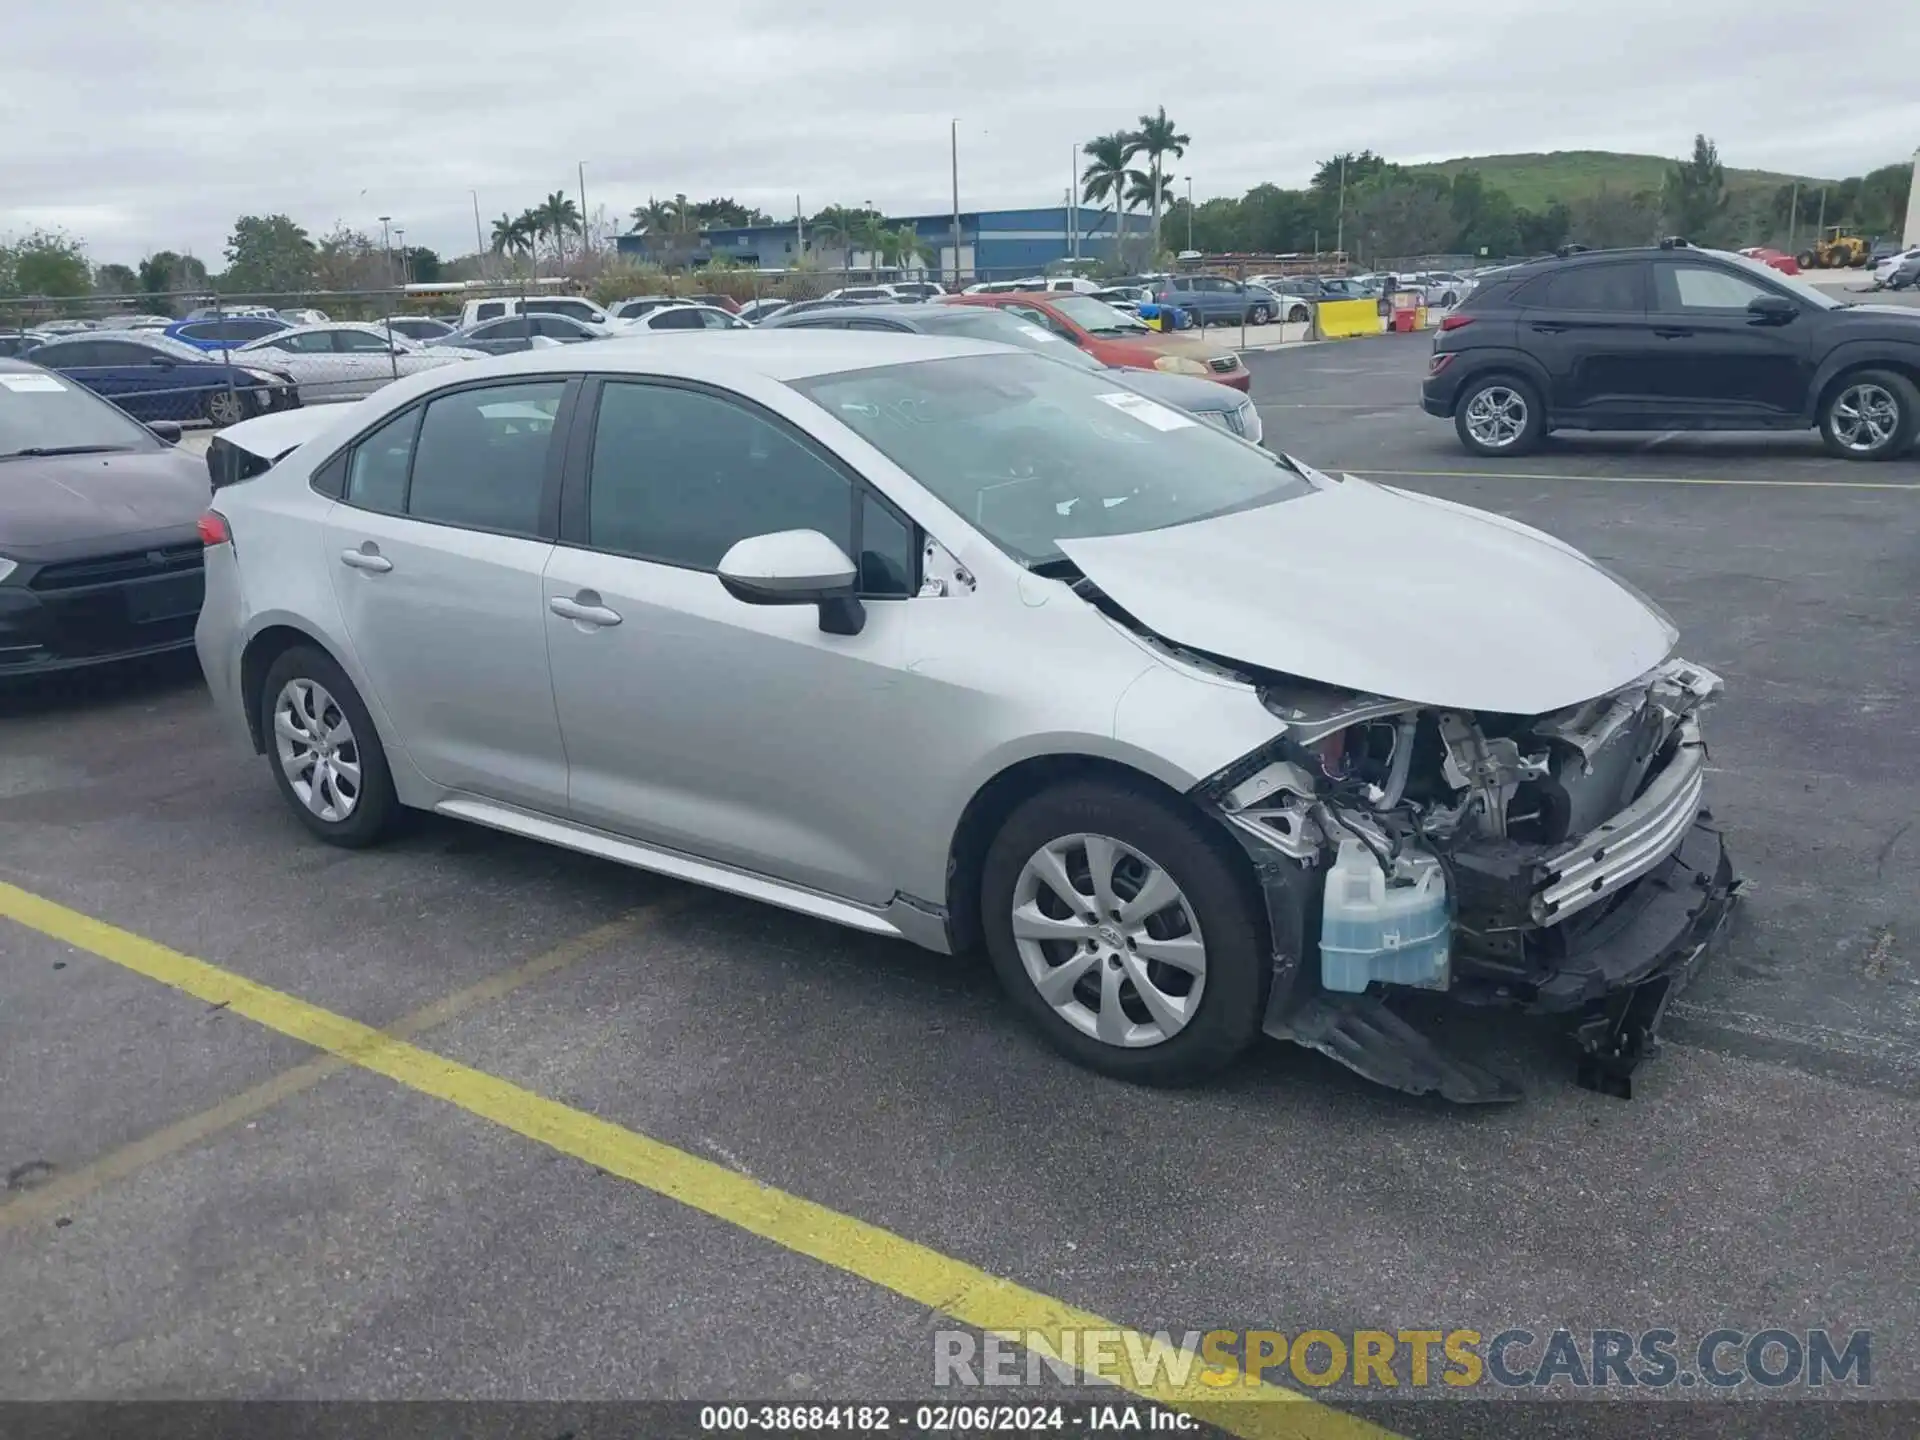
<box><xmin>0</xmin><ymin>368</ymin><xmax>157</xmax><ymax>458</ymax></box>
<box><xmin>915</xmin><ymin>312</ymin><xmax>1105</xmax><ymax>371</ymax></box>
<box><xmin>792</xmin><ymin>352</ymin><xmax>1308</xmax><ymax>566</ymax></box>
<box><xmin>1711</xmin><ymin>249</ymin><xmax>1843</xmax><ymax>309</ymax></box>
<box><xmin>1043</xmin><ymin>295</ymin><xmax>1151</xmax><ymax>337</ymax></box>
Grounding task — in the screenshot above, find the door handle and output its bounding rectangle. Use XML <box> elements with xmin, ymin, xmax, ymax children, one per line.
<box><xmin>1530</xmin><ymin>323</ymin><xmax>1568</xmax><ymax>334</ymax></box>
<box><xmin>549</xmin><ymin>594</ymin><xmax>623</xmax><ymax>628</ymax></box>
<box><xmin>339</xmin><ymin>548</ymin><xmax>392</xmax><ymax>573</ymax></box>
<box><xmin>1653</xmin><ymin>328</ymin><xmax>1693</xmax><ymax>339</ymax></box>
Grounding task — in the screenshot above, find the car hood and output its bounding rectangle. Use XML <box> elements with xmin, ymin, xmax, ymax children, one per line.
<box><xmin>1109</xmin><ymin>367</ymin><xmax>1240</xmax><ymax>413</ymax></box>
<box><xmin>0</xmin><ymin>448</ymin><xmax>210</xmax><ymax>557</ymax></box>
<box><xmin>1056</xmin><ymin>476</ymin><xmax>1678</xmax><ymax>715</ymax></box>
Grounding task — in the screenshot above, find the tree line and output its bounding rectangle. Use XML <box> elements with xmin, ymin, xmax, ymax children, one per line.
<box><xmin>1153</xmin><ymin>137</ymin><xmax>1913</xmax><ymax>264</ymax></box>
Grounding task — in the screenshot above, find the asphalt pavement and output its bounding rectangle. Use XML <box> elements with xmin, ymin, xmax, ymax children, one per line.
<box><xmin>2</xmin><ymin>338</ymin><xmax>1917</xmax><ymax>1437</ymax></box>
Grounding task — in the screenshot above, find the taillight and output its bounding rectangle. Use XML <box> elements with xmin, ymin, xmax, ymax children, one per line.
<box><xmin>1439</xmin><ymin>314</ymin><xmax>1475</xmax><ymax>332</ymax></box>
<box><xmin>197</xmin><ymin>511</ymin><xmax>232</xmax><ymax>546</ymax></box>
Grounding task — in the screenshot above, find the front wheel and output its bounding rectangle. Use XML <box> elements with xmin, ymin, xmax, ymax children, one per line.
<box><xmin>1288</xmin><ymin>304</ymin><xmax>1310</xmax><ymax>324</ymax></box>
<box><xmin>980</xmin><ymin>780</ymin><xmax>1269</xmax><ymax>1086</ymax></box>
<box><xmin>203</xmin><ymin>387</ymin><xmax>248</xmax><ymax>427</ymax></box>
<box><xmin>1819</xmin><ymin>369</ymin><xmax>1920</xmax><ymax>460</ymax></box>
<box><xmin>1454</xmin><ymin>375</ymin><xmax>1545</xmax><ymax>457</ymax></box>
<box><xmin>258</xmin><ymin>645</ymin><xmax>400</xmax><ymax>846</ymax></box>
<box><xmin>1249</xmin><ymin>304</ymin><xmax>1273</xmax><ymax>325</ymax></box>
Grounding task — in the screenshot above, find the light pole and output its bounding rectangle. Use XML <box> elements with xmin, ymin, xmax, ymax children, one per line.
<box><xmin>950</xmin><ymin>118</ymin><xmax>962</xmax><ymax>289</ymax></box>
<box><xmin>1186</xmin><ymin>176</ymin><xmax>1194</xmax><ymax>252</ymax></box>
<box><xmin>378</xmin><ymin>215</ymin><xmax>393</xmax><ymax>287</ymax></box>
<box><xmin>471</xmin><ymin>190</ymin><xmax>485</xmax><ymax>271</ymax></box>
<box><xmin>578</xmin><ymin>161</ymin><xmax>590</xmax><ymax>256</ymax></box>
<box><xmin>394</xmin><ymin>228</ymin><xmax>407</xmax><ymax>284</ymax></box>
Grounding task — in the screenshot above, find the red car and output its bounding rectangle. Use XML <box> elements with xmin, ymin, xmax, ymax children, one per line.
<box><xmin>943</xmin><ymin>291</ymin><xmax>1250</xmax><ymax>390</ymax></box>
<box><xmin>1738</xmin><ymin>247</ymin><xmax>1801</xmax><ymax>276</ymax></box>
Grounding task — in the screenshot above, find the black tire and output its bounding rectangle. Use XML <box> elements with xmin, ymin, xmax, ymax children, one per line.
<box><xmin>1249</xmin><ymin>304</ymin><xmax>1273</xmax><ymax>325</ymax></box>
<box><xmin>1796</xmin><ymin>251</ymin><xmax>1817</xmax><ymax>270</ymax></box>
<box><xmin>1188</xmin><ymin>308</ymin><xmax>1206</xmax><ymax>329</ymax></box>
<box><xmin>257</xmin><ymin>644</ymin><xmax>399</xmax><ymax>847</ymax></box>
<box><xmin>203</xmin><ymin>387</ymin><xmax>248</xmax><ymax>427</ymax></box>
<box><xmin>1440</xmin><ymin>290</ymin><xmax>1458</xmax><ymax>307</ymax></box>
<box><xmin>1288</xmin><ymin>304</ymin><xmax>1310</xmax><ymax>324</ymax></box>
<box><xmin>1817</xmin><ymin>368</ymin><xmax>1920</xmax><ymax>461</ymax></box>
<box><xmin>979</xmin><ymin>779</ymin><xmax>1270</xmax><ymax>1086</ymax></box>
<box><xmin>1452</xmin><ymin>373</ymin><xmax>1545</xmax><ymax>458</ymax></box>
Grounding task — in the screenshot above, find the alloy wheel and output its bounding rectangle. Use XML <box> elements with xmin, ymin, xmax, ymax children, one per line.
<box><xmin>1010</xmin><ymin>832</ymin><xmax>1207</xmax><ymax>1048</ymax></box>
<box><xmin>273</xmin><ymin>678</ymin><xmax>361</xmax><ymax>822</ymax></box>
<box><xmin>1464</xmin><ymin>386</ymin><xmax>1528</xmax><ymax>448</ymax></box>
<box><xmin>207</xmin><ymin>389</ymin><xmax>247</xmax><ymax>426</ymax></box>
<box><xmin>1830</xmin><ymin>383</ymin><xmax>1900</xmax><ymax>453</ymax></box>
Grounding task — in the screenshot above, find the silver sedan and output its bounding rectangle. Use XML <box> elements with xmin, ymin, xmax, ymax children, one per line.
<box><xmin>233</xmin><ymin>323</ymin><xmax>482</xmax><ymax>404</ymax></box>
<box><xmin>195</xmin><ymin>333</ymin><xmax>1733</xmax><ymax>1099</ymax></box>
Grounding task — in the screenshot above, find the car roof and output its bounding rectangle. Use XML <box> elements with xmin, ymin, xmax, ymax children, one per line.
<box><xmin>421</xmin><ymin>330</ymin><xmax>1007</xmax><ymax>386</ymax></box>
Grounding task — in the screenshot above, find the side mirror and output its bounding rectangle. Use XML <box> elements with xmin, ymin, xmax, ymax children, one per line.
<box><xmin>717</xmin><ymin>529</ymin><xmax>865</xmax><ymax>636</ymax></box>
<box><xmin>147</xmin><ymin>421</ymin><xmax>182</xmax><ymax>444</ymax></box>
<box><xmin>1747</xmin><ymin>294</ymin><xmax>1798</xmax><ymax>324</ymax></box>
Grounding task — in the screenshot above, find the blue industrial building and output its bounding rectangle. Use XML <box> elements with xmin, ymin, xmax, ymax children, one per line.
<box><xmin>614</xmin><ymin>205</ymin><xmax>1140</xmax><ymax>278</ymax></box>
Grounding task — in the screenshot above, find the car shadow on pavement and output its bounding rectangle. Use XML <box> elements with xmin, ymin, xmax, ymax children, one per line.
<box><xmin>0</xmin><ymin>650</ymin><xmax>206</xmax><ymax>719</ymax></box>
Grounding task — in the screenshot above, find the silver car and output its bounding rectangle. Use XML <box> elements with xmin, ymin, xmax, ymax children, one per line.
<box><xmin>233</xmin><ymin>323</ymin><xmax>481</xmax><ymax>404</ymax></box>
<box><xmin>196</xmin><ymin>334</ymin><xmax>1735</xmax><ymax>1098</ymax></box>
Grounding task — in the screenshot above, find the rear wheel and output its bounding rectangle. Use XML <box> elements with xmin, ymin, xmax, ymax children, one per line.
<box><xmin>980</xmin><ymin>779</ymin><xmax>1269</xmax><ymax>1086</ymax></box>
<box><xmin>1796</xmin><ymin>251</ymin><xmax>1817</xmax><ymax>270</ymax></box>
<box><xmin>258</xmin><ymin>645</ymin><xmax>399</xmax><ymax>847</ymax></box>
<box><xmin>1454</xmin><ymin>374</ymin><xmax>1545</xmax><ymax>457</ymax></box>
<box><xmin>1249</xmin><ymin>303</ymin><xmax>1273</xmax><ymax>325</ymax></box>
<box><xmin>1818</xmin><ymin>369</ymin><xmax>1920</xmax><ymax>460</ymax></box>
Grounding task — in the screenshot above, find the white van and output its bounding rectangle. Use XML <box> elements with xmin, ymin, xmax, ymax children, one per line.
<box><xmin>456</xmin><ymin>295</ymin><xmax>613</xmax><ymax>329</ymax></box>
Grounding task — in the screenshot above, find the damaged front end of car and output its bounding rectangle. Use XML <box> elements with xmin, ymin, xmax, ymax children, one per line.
<box><xmin>1199</xmin><ymin>658</ymin><xmax>1739</xmax><ymax>1102</ymax></box>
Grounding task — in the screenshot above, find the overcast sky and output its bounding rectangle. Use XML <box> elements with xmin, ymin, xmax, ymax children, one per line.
<box><xmin>5</xmin><ymin>0</ymin><xmax>1917</xmax><ymax>266</ymax></box>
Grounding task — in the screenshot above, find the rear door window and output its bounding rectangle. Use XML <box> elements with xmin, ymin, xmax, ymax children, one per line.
<box><xmin>1541</xmin><ymin>264</ymin><xmax>1648</xmax><ymax>311</ymax></box>
<box><xmin>405</xmin><ymin>381</ymin><xmax>565</xmax><ymax>536</ymax></box>
<box><xmin>344</xmin><ymin>407</ymin><xmax>421</xmax><ymax>513</ymax></box>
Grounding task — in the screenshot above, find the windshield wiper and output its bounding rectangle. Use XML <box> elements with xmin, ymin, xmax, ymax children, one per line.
<box><xmin>2</xmin><ymin>444</ymin><xmax>134</xmax><ymax>459</ymax></box>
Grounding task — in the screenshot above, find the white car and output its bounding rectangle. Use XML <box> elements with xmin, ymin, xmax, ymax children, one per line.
<box><xmin>615</xmin><ymin>304</ymin><xmax>751</xmax><ymax>333</ymax></box>
<box><xmin>737</xmin><ymin>298</ymin><xmax>794</xmax><ymax>324</ymax></box>
<box><xmin>822</xmin><ymin>285</ymin><xmax>901</xmax><ymax>303</ymax></box>
<box><xmin>276</xmin><ymin>308</ymin><xmax>332</xmax><ymax>326</ymax></box>
<box><xmin>1871</xmin><ymin>247</ymin><xmax>1920</xmax><ymax>288</ymax></box>
<box><xmin>234</xmin><ymin>323</ymin><xmax>483</xmax><ymax>404</ymax></box>
<box><xmin>457</xmin><ymin>295</ymin><xmax>614</xmax><ymax>329</ymax></box>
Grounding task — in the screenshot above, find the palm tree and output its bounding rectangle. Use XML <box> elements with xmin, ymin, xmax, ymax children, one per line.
<box><xmin>1131</xmin><ymin>106</ymin><xmax>1190</xmax><ymax>260</ymax></box>
<box><xmin>667</xmin><ymin>193</ymin><xmax>697</xmax><ymax>233</ymax></box>
<box><xmin>885</xmin><ymin>224</ymin><xmax>933</xmax><ymax>275</ymax></box>
<box><xmin>513</xmin><ymin>207</ymin><xmax>545</xmax><ymax>276</ymax></box>
<box><xmin>852</xmin><ymin>213</ymin><xmax>891</xmax><ymax>279</ymax></box>
<box><xmin>806</xmin><ymin>205</ymin><xmax>860</xmax><ymax>265</ymax></box>
<box><xmin>535</xmin><ymin>191</ymin><xmax>583</xmax><ymax>264</ymax></box>
<box><xmin>630</xmin><ymin>197</ymin><xmax>676</xmax><ymax>234</ymax></box>
<box><xmin>1081</xmin><ymin>131</ymin><xmax>1142</xmax><ymax>245</ymax></box>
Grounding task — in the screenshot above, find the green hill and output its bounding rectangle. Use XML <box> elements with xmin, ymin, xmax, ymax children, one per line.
<box><xmin>1408</xmin><ymin>151</ymin><xmax>1831</xmax><ymax>210</ymax></box>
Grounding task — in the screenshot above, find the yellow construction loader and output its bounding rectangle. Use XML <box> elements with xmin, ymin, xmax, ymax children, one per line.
<box><xmin>1796</xmin><ymin>227</ymin><xmax>1872</xmax><ymax>270</ymax></box>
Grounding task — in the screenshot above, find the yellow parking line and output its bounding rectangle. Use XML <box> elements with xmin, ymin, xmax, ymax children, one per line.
<box><xmin>1</xmin><ymin>902</ymin><xmax>684</xmax><ymax>1232</ymax></box>
<box><xmin>0</xmin><ymin>880</ymin><xmax>1392</xmax><ymax>1440</ymax></box>
<box><xmin>1342</xmin><ymin>467</ymin><xmax>1920</xmax><ymax>491</ymax></box>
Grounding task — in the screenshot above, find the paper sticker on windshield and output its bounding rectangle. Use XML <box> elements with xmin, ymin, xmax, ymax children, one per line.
<box><xmin>0</xmin><ymin>373</ymin><xmax>67</xmax><ymax>392</ymax></box>
<box><xmin>1013</xmin><ymin>323</ymin><xmax>1059</xmax><ymax>343</ymax></box>
<box><xmin>1093</xmin><ymin>391</ymin><xmax>1196</xmax><ymax>431</ymax></box>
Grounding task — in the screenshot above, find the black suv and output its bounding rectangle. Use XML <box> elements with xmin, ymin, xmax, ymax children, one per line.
<box><xmin>1421</xmin><ymin>243</ymin><xmax>1920</xmax><ymax>461</ymax></box>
